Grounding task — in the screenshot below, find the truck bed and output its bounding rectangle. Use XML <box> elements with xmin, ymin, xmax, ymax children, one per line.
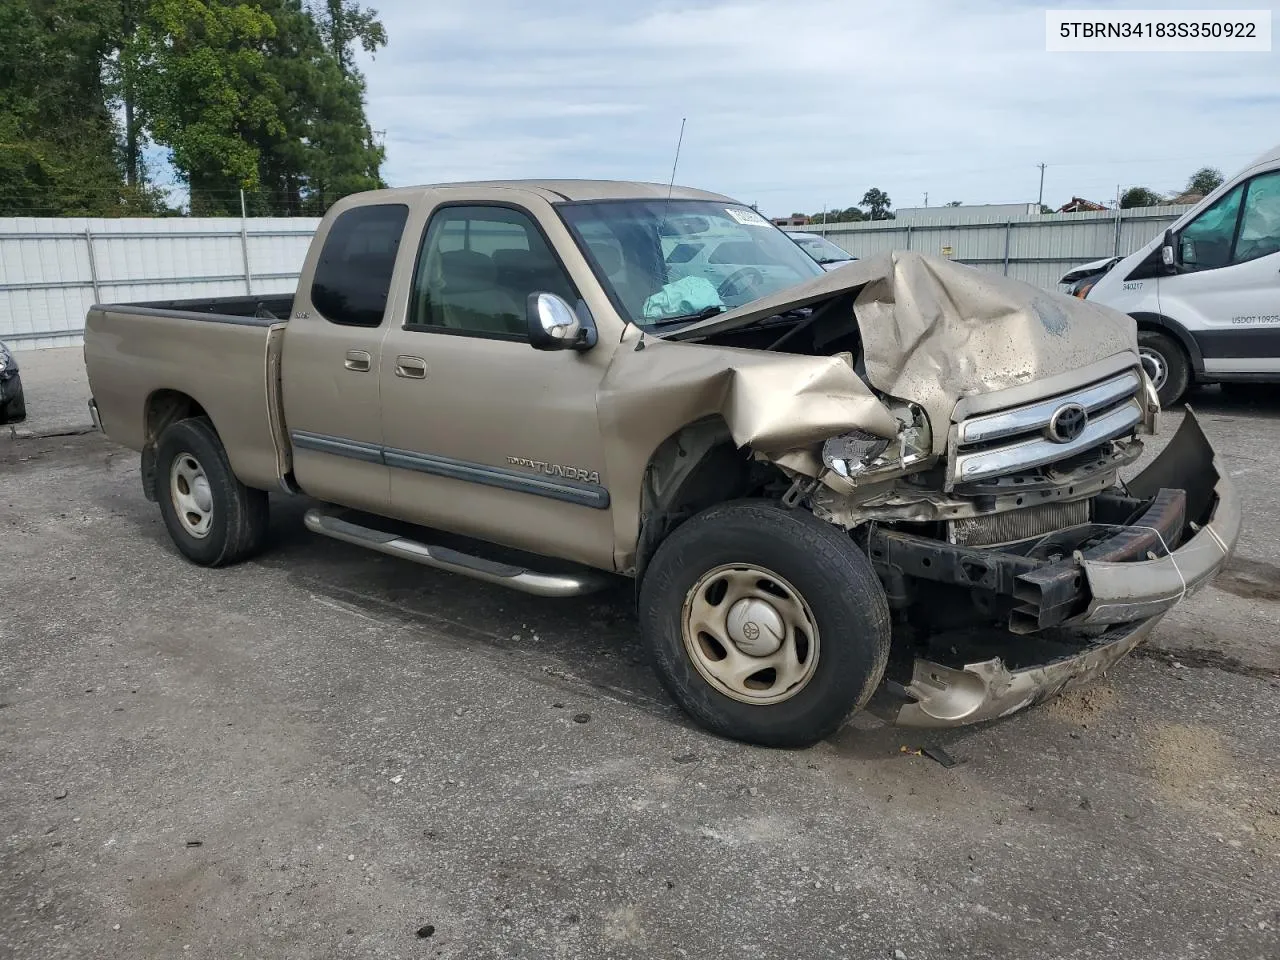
<box><xmin>119</xmin><ymin>294</ymin><xmax>295</xmax><ymax>321</ymax></box>
<box><xmin>84</xmin><ymin>296</ymin><xmax>292</xmax><ymax>492</ymax></box>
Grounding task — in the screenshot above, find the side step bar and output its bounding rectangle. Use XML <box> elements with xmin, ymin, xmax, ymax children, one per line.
<box><xmin>303</xmin><ymin>508</ymin><xmax>612</xmax><ymax>598</ymax></box>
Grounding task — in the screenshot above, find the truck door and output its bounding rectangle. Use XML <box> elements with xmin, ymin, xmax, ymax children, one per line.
<box><xmin>281</xmin><ymin>201</ymin><xmax>409</xmax><ymax>513</ymax></box>
<box><xmin>1160</xmin><ymin>169</ymin><xmax>1280</xmax><ymax>378</ymax></box>
<box><xmin>377</xmin><ymin>197</ymin><xmax>616</xmax><ymax>570</ymax></box>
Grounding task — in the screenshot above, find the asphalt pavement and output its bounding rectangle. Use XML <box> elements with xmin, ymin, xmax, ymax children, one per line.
<box><xmin>1</xmin><ymin>356</ymin><xmax>1278</xmax><ymax>959</ymax></box>
<box><xmin>4</xmin><ymin>347</ymin><xmax>94</xmax><ymax>440</ymax></box>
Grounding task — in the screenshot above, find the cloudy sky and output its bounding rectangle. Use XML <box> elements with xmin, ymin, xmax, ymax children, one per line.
<box><xmin>358</xmin><ymin>0</ymin><xmax>1280</xmax><ymax>215</ymax></box>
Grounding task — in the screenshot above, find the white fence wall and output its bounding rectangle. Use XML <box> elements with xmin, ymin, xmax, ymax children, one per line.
<box><xmin>2</xmin><ymin>205</ymin><xmax>1202</xmax><ymax>350</ymax></box>
<box><xmin>0</xmin><ymin>217</ymin><xmax>319</xmax><ymax>350</ymax></box>
<box><xmin>789</xmin><ymin>205</ymin><xmax>1196</xmax><ymax>291</ymax></box>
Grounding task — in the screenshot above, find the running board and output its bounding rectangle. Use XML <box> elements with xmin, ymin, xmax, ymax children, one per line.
<box><xmin>303</xmin><ymin>508</ymin><xmax>612</xmax><ymax>598</ymax></box>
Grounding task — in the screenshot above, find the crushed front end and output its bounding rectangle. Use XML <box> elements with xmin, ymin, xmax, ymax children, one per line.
<box><xmin>812</xmin><ymin>365</ymin><xmax>1239</xmax><ymax>728</ymax></box>
<box><xmin>656</xmin><ymin>252</ymin><xmax>1239</xmax><ymax>727</ymax></box>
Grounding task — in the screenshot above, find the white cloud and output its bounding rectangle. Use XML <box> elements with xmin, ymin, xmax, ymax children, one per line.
<box><xmin>360</xmin><ymin>0</ymin><xmax>1280</xmax><ymax>213</ymax></box>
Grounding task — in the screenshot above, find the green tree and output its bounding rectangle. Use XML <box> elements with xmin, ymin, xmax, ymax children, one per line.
<box><xmin>309</xmin><ymin>0</ymin><xmax>386</xmax><ymax>76</ymax></box>
<box><xmin>126</xmin><ymin>0</ymin><xmax>287</xmax><ymax>213</ymax></box>
<box><xmin>860</xmin><ymin>187</ymin><xmax>892</xmax><ymax>220</ymax></box>
<box><xmin>1</xmin><ymin>0</ymin><xmax>386</xmax><ymax>217</ymax></box>
<box><xmin>1186</xmin><ymin>166</ymin><xmax>1224</xmax><ymax>196</ymax></box>
<box><xmin>812</xmin><ymin>206</ymin><xmax>864</xmax><ymax>224</ymax></box>
<box><xmin>945</xmin><ymin>200</ymin><xmax>962</xmax><ymax>207</ymax></box>
<box><xmin>246</xmin><ymin>0</ymin><xmax>384</xmax><ymax>214</ymax></box>
<box><xmin>1120</xmin><ymin>186</ymin><xmax>1165</xmax><ymax>209</ymax></box>
<box><xmin>0</xmin><ymin>0</ymin><xmax>160</xmax><ymax>215</ymax></box>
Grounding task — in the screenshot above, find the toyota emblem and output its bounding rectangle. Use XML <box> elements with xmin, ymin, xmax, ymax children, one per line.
<box><xmin>1047</xmin><ymin>403</ymin><xmax>1088</xmax><ymax>443</ymax></box>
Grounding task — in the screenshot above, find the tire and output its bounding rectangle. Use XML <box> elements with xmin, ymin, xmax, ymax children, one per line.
<box><xmin>1137</xmin><ymin>330</ymin><xmax>1191</xmax><ymax>407</ymax></box>
<box><xmin>638</xmin><ymin>500</ymin><xmax>891</xmax><ymax>748</ymax></box>
<box><xmin>1</xmin><ymin>377</ymin><xmax>24</xmax><ymax>423</ymax></box>
<box><xmin>154</xmin><ymin>417</ymin><xmax>269</xmax><ymax>567</ymax></box>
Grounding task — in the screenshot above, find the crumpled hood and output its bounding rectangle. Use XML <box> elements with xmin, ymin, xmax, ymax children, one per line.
<box><xmin>675</xmin><ymin>250</ymin><xmax>1140</xmax><ymax>449</ymax></box>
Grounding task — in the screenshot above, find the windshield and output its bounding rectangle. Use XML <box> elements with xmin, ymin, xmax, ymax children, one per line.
<box><xmin>793</xmin><ymin>234</ymin><xmax>853</xmax><ymax>264</ymax></box>
<box><xmin>558</xmin><ymin>200</ymin><xmax>825</xmax><ymax>328</ymax></box>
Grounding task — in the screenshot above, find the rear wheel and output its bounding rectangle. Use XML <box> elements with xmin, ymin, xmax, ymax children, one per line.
<box><xmin>154</xmin><ymin>417</ymin><xmax>269</xmax><ymax>566</ymax></box>
<box><xmin>1137</xmin><ymin>329</ymin><xmax>1191</xmax><ymax>407</ymax></box>
<box><xmin>638</xmin><ymin>500</ymin><xmax>891</xmax><ymax>748</ymax></box>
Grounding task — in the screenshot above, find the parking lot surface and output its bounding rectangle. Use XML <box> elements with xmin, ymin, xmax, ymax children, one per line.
<box><xmin>3</xmin><ymin>347</ymin><xmax>94</xmax><ymax>441</ymax></box>
<box><xmin>2</xmin><ymin>371</ymin><xmax>1279</xmax><ymax>959</ymax></box>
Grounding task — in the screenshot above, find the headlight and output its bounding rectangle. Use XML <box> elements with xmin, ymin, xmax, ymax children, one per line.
<box><xmin>821</xmin><ymin>403</ymin><xmax>932</xmax><ymax>483</ymax></box>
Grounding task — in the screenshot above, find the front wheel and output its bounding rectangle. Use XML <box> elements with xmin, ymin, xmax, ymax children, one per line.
<box><xmin>1137</xmin><ymin>329</ymin><xmax>1191</xmax><ymax>407</ymax></box>
<box><xmin>638</xmin><ymin>500</ymin><xmax>891</xmax><ymax>748</ymax></box>
<box><xmin>154</xmin><ymin>417</ymin><xmax>269</xmax><ymax>567</ymax></box>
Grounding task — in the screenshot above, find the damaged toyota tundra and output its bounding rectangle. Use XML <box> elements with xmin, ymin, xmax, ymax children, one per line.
<box><xmin>83</xmin><ymin>181</ymin><xmax>1241</xmax><ymax>747</ymax></box>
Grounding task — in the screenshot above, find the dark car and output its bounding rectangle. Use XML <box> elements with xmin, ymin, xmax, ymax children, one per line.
<box><xmin>0</xmin><ymin>341</ymin><xmax>26</xmax><ymax>424</ymax></box>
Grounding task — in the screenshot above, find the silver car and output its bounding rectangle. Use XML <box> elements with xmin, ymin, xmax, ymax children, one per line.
<box><xmin>790</xmin><ymin>231</ymin><xmax>857</xmax><ymax>270</ymax></box>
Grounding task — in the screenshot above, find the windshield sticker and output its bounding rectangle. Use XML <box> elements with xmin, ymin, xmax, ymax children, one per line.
<box><xmin>725</xmin><ymin>206</ymin><xmax>772</xmax><ymax>227</ymax></box>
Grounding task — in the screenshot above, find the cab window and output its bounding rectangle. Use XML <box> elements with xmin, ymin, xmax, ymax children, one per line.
<box><xmin>1178</xmin><ymin>184</ymin><xmax>1243</xmax><ymax>272</ymax></box>
<box><xmin>407</xmin><ymin>205</ymin><xmax>577</xmax><ymax>338</ymax></box>
<box><xmin>311</xmin><ymin>204</ymin><xmax>409</xmax><ymax>327</ymax></box>
<box><xmin>1232</xmin><ymin>170</ymin><xmax>1280</xmax><ymax>265</ymax></box>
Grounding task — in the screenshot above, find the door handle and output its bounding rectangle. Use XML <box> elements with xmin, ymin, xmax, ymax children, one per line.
<box><xmin>395</xmin><ymin>356</ymin><xmax>427</xmax><ymax>379</ymax></box>
<box><xmin>344</xmin><ymin>349</ymin><xmax>372</xmax><ymax>372</ymax></box>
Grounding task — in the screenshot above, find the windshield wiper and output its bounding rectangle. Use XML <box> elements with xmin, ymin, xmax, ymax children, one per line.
<box><xmin>645</xmin><ymin>305</ymin><xmax>725</xmax><ymax>328</ymax></box>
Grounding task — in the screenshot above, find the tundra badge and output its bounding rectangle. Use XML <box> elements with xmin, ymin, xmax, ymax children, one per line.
<box><xmin>507</xmin><ymin>456</ymin><xmax>601</xmax><ymax>485</ymax></box>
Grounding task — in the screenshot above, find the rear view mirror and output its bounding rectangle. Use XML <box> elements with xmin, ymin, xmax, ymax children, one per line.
<box><xmin>527</xmin><ymin>292</ymin><xmax>596</xmax><ymax>351</ymax></box>
<box><xmin>1160</xmin><ymin>228</ymin><xmax>1176</xmax><ymax>269</ymax></box>
<box><xmin>658</xmin><ymin>215</ymin><xmax>712</xmax><ymax>237</ymax></box>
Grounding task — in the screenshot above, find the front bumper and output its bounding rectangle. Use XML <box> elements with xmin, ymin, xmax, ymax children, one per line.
<box><xmin>872</xmin><ymin>409</ymin><xmax>1239</xmax><ymax>728</ymax></box>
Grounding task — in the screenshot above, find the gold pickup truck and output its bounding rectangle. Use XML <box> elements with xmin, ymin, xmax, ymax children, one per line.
<box><xmin>84</xmin><ymin>181</ymin><xmax>1241</xmax><ymax>747</ymax></box>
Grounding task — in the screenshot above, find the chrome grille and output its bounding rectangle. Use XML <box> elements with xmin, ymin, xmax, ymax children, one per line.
<box><xmin>949</xmin><ymin>500</ymin><xmax>1090</xmax><ymax>547</ymax></box>
<box><xmin>951</xmin><ymin>370</ymin><xmax>1143</xmax><ymax>485</ymax></box>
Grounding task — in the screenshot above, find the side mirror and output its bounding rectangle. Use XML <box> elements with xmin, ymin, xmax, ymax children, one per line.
<box><xmin>1160</xmin><ymin>228</ymin><xmax>1177</xmax><ymax>270</ymax></box>
<box><xmin>527</xmin><ymin>292</ymin><xmax>596</xmax><ymax>351</ymax></box>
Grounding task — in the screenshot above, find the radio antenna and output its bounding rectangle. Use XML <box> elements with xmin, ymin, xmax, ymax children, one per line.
<box><xmin>657</xmin><ymin>117</ymin><xmax>688</xmax><ymax>244</ymax></box>
<box><xmin>666</xmin><ymin>117</ymin><xmax>687</xmax><ymax>202</ymax></box>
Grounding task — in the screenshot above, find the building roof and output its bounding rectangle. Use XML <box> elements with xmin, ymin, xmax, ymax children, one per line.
<box><xmin>1058</xmin><ymin>197</ymin><xmax>1109</xmax><ymax>212</ymax></box>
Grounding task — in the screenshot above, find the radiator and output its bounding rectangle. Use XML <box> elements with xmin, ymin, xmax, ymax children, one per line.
<box><xmin>948</xmin><ymin>499</ymin><xmax>1091</xmax><ymax>548</ymax></box>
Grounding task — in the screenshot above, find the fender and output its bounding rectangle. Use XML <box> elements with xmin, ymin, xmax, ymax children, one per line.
<box><xmin>1129</xmin><ymin>312</ymin><xmax>1205</xmax><ymax>375</ymax></box>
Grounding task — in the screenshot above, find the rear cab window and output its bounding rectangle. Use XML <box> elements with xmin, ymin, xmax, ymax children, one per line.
<box><xmin>311</xmin><ymin>204</ymin><xmax>410</xmax><ymax>327</ymax></box>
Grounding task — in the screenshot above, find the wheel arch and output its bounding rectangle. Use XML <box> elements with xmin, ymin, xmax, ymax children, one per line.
<box><xmin>632</xmin><ymin>416</ymin><xmax>760</xmax><ymax>586</ymax></box>
<box><xmin>1130</xmin><ymin>312</ymin><xmax>1204</xmax><ymax>376</ymax></box>
<box><xmin>140</xmin><ymin>389</ymin><xmax>213</xmax><ymax>501</ymax></box>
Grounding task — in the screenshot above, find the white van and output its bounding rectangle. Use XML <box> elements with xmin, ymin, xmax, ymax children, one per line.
<box><xmin>1061</xmin><ymin>144</ymin><xmax>1280</xmax><ymax>405</ymax></box>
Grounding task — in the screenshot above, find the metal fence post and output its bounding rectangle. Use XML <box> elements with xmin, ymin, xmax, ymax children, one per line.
<box><xmin>1113</xmin><ymin>207</ymin><xmax>1123</xmax><ymax>256</ymax></box>
<box><xmin>904</xmin><ymin>224</ymin><xmax>912</xmax><ymax>251</ymax></box>
<box><xmin>84</xmin><ymin>227</ymin><xmax>102</xmax><ymax>304</ymax></box>
<box><xmin>239</xmin><ymin>189</ymin><xmax>253</xmax><ymax>294</ymax></box>
<box><xmin>1002</xmin><ymin>221</ymin><xmax>1012</xmax><ymax>275</ymax></box>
